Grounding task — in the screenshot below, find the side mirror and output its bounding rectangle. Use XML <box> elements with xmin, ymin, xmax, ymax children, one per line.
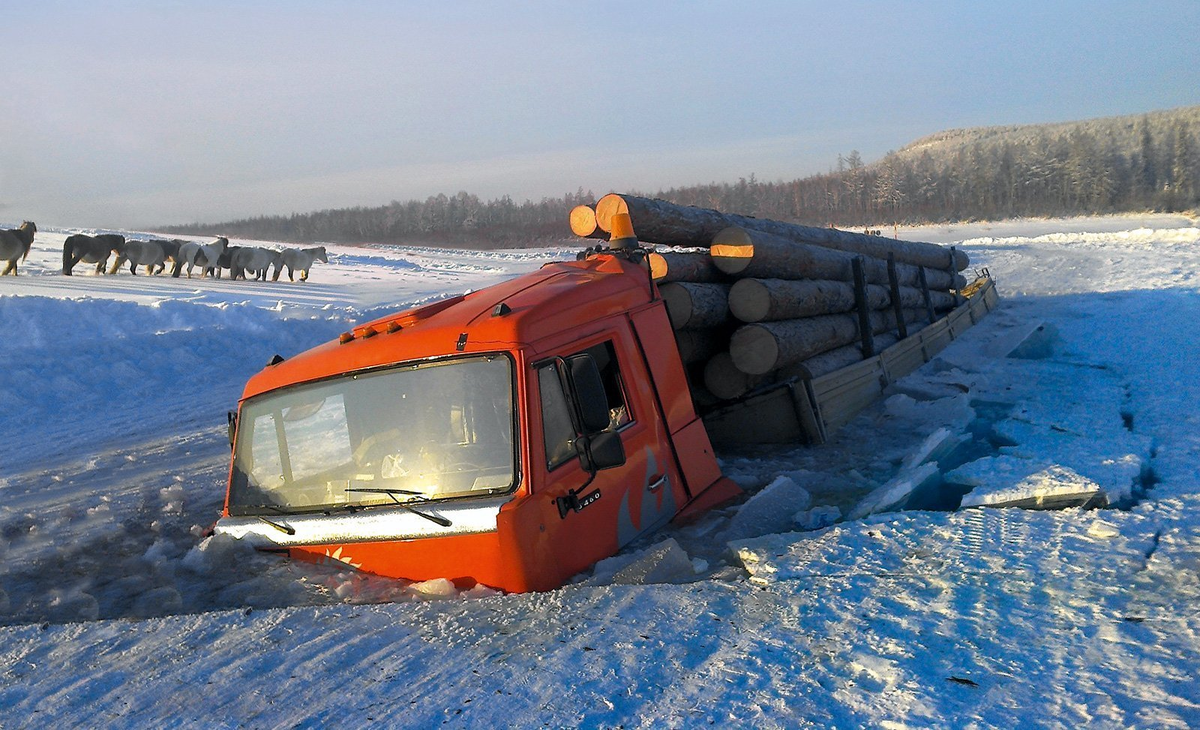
<box><xmin>566</xmin><ymin>354</ymin><xmax>611</xmax><ymax>434</ymax></box>
<box><xmin>577</xmin><ymin>430</ymin><xmax>626</xmax><ymax>472</ymax></box>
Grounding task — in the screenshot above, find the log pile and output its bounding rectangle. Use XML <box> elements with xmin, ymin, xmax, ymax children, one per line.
<box><xmin>571</xmin><ymin>194</ymin><xmax>969</xmax><ymax>405</ymax></box>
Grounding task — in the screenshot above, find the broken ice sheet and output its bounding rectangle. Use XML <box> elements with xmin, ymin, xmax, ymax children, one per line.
<box><xmin>881</xmin><ymin>393</ymin><xmax>975</xmax><ymax>434</ymax></box>
<box><xmin>723</xmin><ymin>474</ymin><xmax>812</xmax><ymax>541</ymax></box>
<box><xmin>847</xmin><ymin>462</ymin><xmax>940</xmax><ymax>520</ymax></box>
<box><xmin>581</xmin><ymin>538</ymin><xmax>699</xmax><ymax>586</ymax></box>
<box><xmin>795</xmin><ymin>505</ymin><xmax>841</xmax><ymax>531</ymax></box>
<box><xmin>953</xmin><ymin>460</ymin><xmax>1103</xmax><ymax>508</ymax></box>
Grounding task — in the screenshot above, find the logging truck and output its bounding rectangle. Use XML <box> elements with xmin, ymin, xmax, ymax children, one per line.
<box><xmin>213</xmin><ymin>198</ymin><xmax>996</xmax><ymax>592</ymax></box>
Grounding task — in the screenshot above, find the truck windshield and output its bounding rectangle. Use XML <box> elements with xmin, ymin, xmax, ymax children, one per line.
<box><xmin>228</xmin><ymin>355</ymin><xmax>516</xmax><ymax>516</ymax></box>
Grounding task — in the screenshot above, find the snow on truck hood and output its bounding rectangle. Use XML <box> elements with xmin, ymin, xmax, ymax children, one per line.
<box><xmin>215</xmin><ymin>494</ymin><xmax>513</xmax><ymax>546</ymax></box>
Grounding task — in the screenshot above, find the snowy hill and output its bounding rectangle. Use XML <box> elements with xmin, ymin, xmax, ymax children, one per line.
<box><xmin>1</xmin><ymin>217</ymin><xmax>1199</xmax><ymax>727</ymax></box>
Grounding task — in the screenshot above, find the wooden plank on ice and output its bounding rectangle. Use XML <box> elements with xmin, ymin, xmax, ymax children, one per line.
<box><xmin>921</xmin><ymin>319</ymin><xmax>954</xmax><ymax>351</ymax></box>
<box><xmin>791</xmin><ymin>379</ymin><xmax>827</xmax><ymax>445</ymax></box>
<box><xmin>815</xmin><ymin>369</ymin><xmax>886</xmax><ymax>408</ymax></box>
<box><xmin>813</xmin><ymin>359</ymin><xmax>887</xmax><ymax>402</ymax></box>
<box><xmin>821</xmin><ymin>383</ymin><xmax>887</xmax><ymax>431</ymax></box>
<box><xmin>811</xmin><ymin>355</ymin><xmax>884</xmax><ymax>395</ymax></box>
<box><xmin>948</xmin><ymin>308</ymin><xmax>974</xmax><ymax>337</ymax></box>
<box><xmin>880</xmin><ymin>337</ymin><xmax>928</xmax><ymax>380</ymax></box>
<box><xmin>983</xmin><ymin>280</ymin><xmax>1000</xmax><ymax>310</ymax></box>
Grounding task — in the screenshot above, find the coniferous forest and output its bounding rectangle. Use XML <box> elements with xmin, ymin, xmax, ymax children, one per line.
<box><xmin>161</xmin><ymin>106</ymin><xmax>1200</xmax><ymax>247</ymax></box>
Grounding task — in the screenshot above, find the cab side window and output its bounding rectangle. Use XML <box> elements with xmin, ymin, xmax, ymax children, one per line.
<box><xmin>538</xmin><ymin>340</ymin><xmax>631</xmax><ymax>470</ymax></box>
<box><xmin>584</xmin><ymin>341</ymin><xmax>631</xmax><ymax>430</ymax></box>
<box><xmin>539</xmin><ymin>364</ymin><xmax>577</xmax><ymax>470</ymax></box>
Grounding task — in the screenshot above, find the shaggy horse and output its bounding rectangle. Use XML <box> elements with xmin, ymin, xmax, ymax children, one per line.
<box><xmin>216</xmin><ymin>245</ymin><xmax>242</xmax><ymax>278</ymax></box>
<box><xmin>109</xmin><ymin>239</ymin><xmax>169</xmax><ymax>275</ymax></box>
<box><xmin>0</xmin><ymin>221</ymin><xmax>36</xmax><ymax>275</ymax></box>
<box><xmin>232</xmin><ymin>246</ymin><xmax>282</xmax><ymax>281</ymax></box>
<box><xmin>172</xmin><ymin>237</ymin><xmax>229</xmax><ymax>278</ymax></box>
<box><xmin>277</xmin><ymin>246</ymin><xmax>328</xmax><ymax>281</ymax></box>
<box><xmin>159</xmin><ymin>239</ymin><xmax>184</xmax><ymax>270</ymax></box>
<box><xmin>63</xmin><ymin>233</ymin><xmax>125</xmax><ymax>275</ymax></box>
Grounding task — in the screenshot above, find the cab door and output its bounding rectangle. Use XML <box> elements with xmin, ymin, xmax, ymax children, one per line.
<box><xmin>531</xmin><ymin>334</ymin><xmax>688</xmax><ymax>578</ymax></box>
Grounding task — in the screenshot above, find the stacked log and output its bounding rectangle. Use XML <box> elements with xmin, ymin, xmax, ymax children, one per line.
<box><xmin>647</xmin><ymin>251</ymin><xmax>724</xmax><ymax>283</ymax></box>
<box><xmin>659</xmin><ymin>282</ymin><xmax>732</xmax><ymax>330</ymax></box>
<box><xmin>703</xmin><ymin>353</ymin><xmax>768</xmax><ymax>401</ymax></box>
<box><xmin>704</xmin><ymin>333</ymin><xmax>902</xmax><ymax>401</ymax></box>
<box><xmin>728</xmin><ymin>278</ymin><xmax>956</xmax><ymax>323</ymax></box>
<box><xmin>569</xmin><ymin>195</ymin><xmax>969</xmax><ymax>406</ymax></box>
<box><xmin>594</xmin><ymin>193</ymin><xmax>969</xmax><ymax>272</ymax></box>
<box><xmin>675</xmin><ymin>327</ymin><xmax>727</xmax><ymax>364</ymax></box>
<box><xmin>710</xmin><ymin>226</ymin><xmax>965</xmax><ymax>290</ymax></box>
<box><xmin>568</xmin><ymin>205</ymin><xmax>606</xmax><ymax>240</ymax></box>
<box><xmin>729</xmin><ymin>308</ymin><xmax>927</xmax><ymax>375</ymax></box>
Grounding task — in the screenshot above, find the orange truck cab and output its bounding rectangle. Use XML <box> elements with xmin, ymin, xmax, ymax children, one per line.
<box><xmin>213</xmin><ymin>250</ymin><xmax>741</xmax><ymax>592</ymax></box>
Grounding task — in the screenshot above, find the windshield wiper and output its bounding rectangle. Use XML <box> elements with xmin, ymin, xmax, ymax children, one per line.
<box><xmin>241</xmin><ymin>504</ymin><xmax>298</xmax><ymax>535</ymax></box>
<box><xmin>345</xmin><ymin>487</ymin><xmax>452</xmax><ymax>527</ymax></box>
<box><xmin>257</xmin><ymin>516</ymin><xmax>296</xmax><ymax>535</ymax></box>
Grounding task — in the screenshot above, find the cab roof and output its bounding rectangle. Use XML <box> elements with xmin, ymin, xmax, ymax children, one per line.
<box><xmin>242</xmin><ymin>253</ymin><xmax>655</xmax><ymax>400</ymax></box>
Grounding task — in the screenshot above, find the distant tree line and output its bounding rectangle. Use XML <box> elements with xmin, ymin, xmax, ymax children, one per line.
<box><xmin>161</xmin><ymin>189</ymin><xmax>599</xmax><ymax>250</ymax></box>
<box><xmin>162</xmin><ymin>107</ymin><xmax>1199</xmax><ymax>247</ymax></box>
<box><xmin>659</xmin><ymin>107</ymin><xmax>1199</xmax><ymax>228</ymax></box>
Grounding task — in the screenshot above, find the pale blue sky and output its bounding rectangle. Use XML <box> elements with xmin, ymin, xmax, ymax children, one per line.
<box><xmin>2</xmin><ymin>1</ymin><xmax>1197</xmax><ymax>228</ymax></box>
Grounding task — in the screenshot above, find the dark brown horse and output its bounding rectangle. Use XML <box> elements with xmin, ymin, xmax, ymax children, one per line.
<box><xmin>63</xmin><ymin>233</ymin><xmax>125</xmax><ymax>275</ymax></box>
<box><xmin>0</xmin><ymin>221</ymin><xmax>36</xmax><ymax>275</ymax></box>
<box><xmin>218</xmin><ymin>245</ymin><xmax>242</xmax><ymax>278</ymax></box>
<box><xmin>161</xmin><ymin>239</ymin><xmax>185</xmax><ymax>267</ymax></box>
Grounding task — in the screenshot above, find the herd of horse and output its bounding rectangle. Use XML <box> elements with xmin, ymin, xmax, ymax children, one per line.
<box><xmin>0</xmin><ymin>222</ymin><xmax>328</xmax><ymax>281</ymax></box>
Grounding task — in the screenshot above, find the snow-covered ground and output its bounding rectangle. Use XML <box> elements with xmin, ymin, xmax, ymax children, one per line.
<box><xmin>2</xmin><ymin>215</ymin><xmax>1199</xmax><ymax>727</ymax></box>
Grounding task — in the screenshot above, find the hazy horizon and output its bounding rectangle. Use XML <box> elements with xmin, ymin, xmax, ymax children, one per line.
<box><xmin>3</xmin><ymin>1</ymin><xmax>1198</xmax><ymax>229</ymax></box>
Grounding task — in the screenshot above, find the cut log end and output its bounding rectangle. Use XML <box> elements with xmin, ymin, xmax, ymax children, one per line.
<box><xmin>704</xmin><ymin>352</ymin><xmax>762</xmax><ymax>401</ymax></box>
<box><xmin>729</xmin><ymin>325</ymin><xmax>779</xmax><ymax>376</ymax></box>
<box><xmin>569</xmin><ymin>205</ymin><xmax>599</xmax><ymax>238</ymax></box>
<box><xmin>594</xmin><ymin>194</ymin><xmax>629</xmax><ymax>233</ymax></box>
<box><xmin>659</xmin><ymin>282</ymin><xmax>731</xmax><ymax>329</ymax></box>
<box><xmin>727</xmin><ymin>278</ymin><xmax>770</xmax><ymax>322</ymax></box>
<box><xmin>660</xmin><ymin>283</ymin><xmax>695</xmax><ymax>329</ymax></box>
<box><xmin>647</xmin><ymin>251</ymin><xmax>725</xmax><ymax>283</ymax></box>
<box><xmin>710</xmin><ymin>244</ymin><xmax>754</xmax><ymax>264</ymax></box>
<box><xmin>710</xmin><ymin>226</ymin><xmax>757</xmax><ymax>274</ymax></box>
<box><xmin>648</xmin><ymin>252</ymin><xmax>668</xmax><ymax>280</ymax></box>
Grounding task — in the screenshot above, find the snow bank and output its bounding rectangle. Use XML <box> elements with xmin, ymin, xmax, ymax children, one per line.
<box><xmin>959</xmin><ymin>226</ymin><xmax>1200</xmax><ymax>251</ymax></box>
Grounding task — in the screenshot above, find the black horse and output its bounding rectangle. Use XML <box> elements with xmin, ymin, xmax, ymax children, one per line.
<box><xmin>63</xmin><ymin>233</ymin><xmax>125</xmax><ymax>275</ymax></box>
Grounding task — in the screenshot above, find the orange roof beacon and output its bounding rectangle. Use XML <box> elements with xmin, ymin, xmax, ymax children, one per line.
<box><xmin>213</xmin><ymin>237</ymin><xmax>742</xmax><ymax>592</ymax></box>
